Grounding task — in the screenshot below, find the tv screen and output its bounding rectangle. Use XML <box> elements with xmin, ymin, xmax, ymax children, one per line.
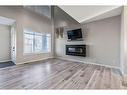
<box><xmin>67</xmin><ymin>28</ymin><xmax>82</xmax><ymax>40</ymax></box>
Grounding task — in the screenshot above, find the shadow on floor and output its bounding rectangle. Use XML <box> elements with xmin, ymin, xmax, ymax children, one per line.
<box><xmin>0</xmin><ymin>61</ymin><xmax>15</xmax><ymax>68</ymax></box>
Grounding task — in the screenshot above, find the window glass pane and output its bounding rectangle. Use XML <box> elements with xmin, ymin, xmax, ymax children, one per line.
<box><xmin>47</xmin><ymin>35</ymin><xmax>51</xmax><ymax>52</ymax></box>
<box><xmin>35</xmin><ymin>34</ymin><xmax>43</xmax><ymax>52</ymax></box>
<box><xmin>24</xmin><ymin>33</ymin><xmax>34</xmax><ymax>53</ymax></box>
<box><xmin>42</xmin><ymin>34</ymin><xmax>51</xmax><ymax>52</ymax></box>
<box><xmin>42</xmin><ymin>35</ymin><xmax>46</xmax><ymax>52</ymax></box>
<box><xmin>24</xmin><ymin>29</ymin><xmax>51</xmax><ymax>54</ymax></box>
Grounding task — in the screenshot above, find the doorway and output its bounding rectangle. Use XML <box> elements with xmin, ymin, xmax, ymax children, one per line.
<box><xmin>0</xmin><ymin>16</ymin><xmax>16</xmax><ymax>68</ymax></box>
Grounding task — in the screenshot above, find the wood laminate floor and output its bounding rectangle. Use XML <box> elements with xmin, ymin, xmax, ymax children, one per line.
<box><xmin>0</xmin><ymin>58</ymin><xmax>125</xmax><ymax>89</ymax></box>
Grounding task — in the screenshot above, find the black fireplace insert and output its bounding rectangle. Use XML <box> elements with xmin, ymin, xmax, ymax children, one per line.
<box><xmin>66</xmin><ymin>45</ymin><xmax>86</xmax><ymax>57</ymax></box>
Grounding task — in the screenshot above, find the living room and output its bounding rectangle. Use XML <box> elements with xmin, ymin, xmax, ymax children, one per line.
<box><xmin>0</xmin><ymin>5</ymin><xmax>127</xmax><ymax>90</ymax></box>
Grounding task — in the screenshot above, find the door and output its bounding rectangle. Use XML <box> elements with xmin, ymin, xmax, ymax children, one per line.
<box><xmin>11</xmin><ymin>23</ymin><xmax>16</xmax><ymax>63</ymax></box>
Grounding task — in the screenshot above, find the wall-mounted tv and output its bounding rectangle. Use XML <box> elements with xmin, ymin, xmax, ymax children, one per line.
<box><xmin>67</xmin><ymin>28</ymin><xmax>82</xmax><ymax>40</ymax></box>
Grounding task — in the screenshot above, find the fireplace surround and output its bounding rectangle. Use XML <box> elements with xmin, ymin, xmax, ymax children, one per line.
<box><xmin>66</xmin><ymin>45</ymin><xmax>86</xmax><ymax>57</ymax></box>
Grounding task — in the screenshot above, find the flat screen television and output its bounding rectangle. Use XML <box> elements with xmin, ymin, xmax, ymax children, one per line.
<box><xmin>67</xmin><ymin>28</ymin><xmax>82</xmax><ymax>40</ymax></box>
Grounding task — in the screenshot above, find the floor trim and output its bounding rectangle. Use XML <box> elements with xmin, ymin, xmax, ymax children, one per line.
<box><xmin>56</xmin><ymin>56</ymin><xmax>120</xmax><ymax>70</ymax></box>
<box><xmin>16</xmin><ymin>57</ymin><xmax>54</xmax><ymax>65</ymax></box>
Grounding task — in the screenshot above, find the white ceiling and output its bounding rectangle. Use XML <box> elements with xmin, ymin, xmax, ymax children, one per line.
<box><xmin>59</xmin><ymin>6</ymin><xmax>122</xmax><ymax>23</ymax></box>
<box><xmin>0</xmin><ymin>16</ymin><xmax>15</xmax><ymax>26</ymax></box>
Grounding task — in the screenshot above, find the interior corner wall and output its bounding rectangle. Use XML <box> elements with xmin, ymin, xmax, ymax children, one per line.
<box><xmin>51</xmin><ymin>6</ymin><xmax>55</xmax><ymax>57</ymax></box>
<box><xmin>55</xmin><ymin>15</ymin><xmax>121</xmax><ymax>68</ymax></box>
<box><xmin>124</xmin><ymin>6</ymin><xmax>127</xmax><ymax>75</ymax></box>
<box><xmin>0</xmin><ymin>7</ymin><xmax>53</xmax><ymax>64</ymax></box>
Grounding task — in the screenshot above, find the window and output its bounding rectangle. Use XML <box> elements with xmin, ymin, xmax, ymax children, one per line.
<box><xmin>24</xmin><ymin>29</ymin><xmax>51</xmax><ymax>54</ymax></box>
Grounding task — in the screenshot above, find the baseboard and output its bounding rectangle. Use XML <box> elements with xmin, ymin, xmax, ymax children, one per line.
<box><xmin>0</xmin><ymin>60</ymin><xmax>11</xmax><ymax>63</ymax></box>
<box><xmin>16</xmin><ymin>57</ymin><xmax>54</xmax><ymax>65</ymax></box>
<box><xmin>56</xmin><ymin>56</ymin><xmax>120</xmax><ymax>70</ymax></box>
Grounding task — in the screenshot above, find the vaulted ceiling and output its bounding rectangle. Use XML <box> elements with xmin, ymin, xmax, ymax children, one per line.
<box><xmin>23</xmin><ymin>6</ymin><xmax>122</xmax><ymax>25</ymax></box>
<box><xmin>59</xmin><ymin>6</ymin><xmax>122</xmax><ymax>24</ymax></box>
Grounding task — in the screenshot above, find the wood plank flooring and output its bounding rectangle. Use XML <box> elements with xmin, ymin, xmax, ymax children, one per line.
<box><xmin>0</xmin><ymin>58</ymin><xmax>125</xmax><ymax>89</ymax></box>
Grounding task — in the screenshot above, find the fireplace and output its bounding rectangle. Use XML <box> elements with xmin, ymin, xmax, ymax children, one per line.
<box><xmin>66</xmin><ymin>45</ymin><xmax>86</xmax><ymax>57</ymax></box>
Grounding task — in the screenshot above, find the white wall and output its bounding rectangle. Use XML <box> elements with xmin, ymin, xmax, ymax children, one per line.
<box><xmin>0</xmin><ymin>24</ymin><xmax>11</xmax><ymax>62</ymax></box>
<box><xmin>0</xmin><ymin>7</ymin><xmax>52</xmax><ymax>64</ymax></box>
<box><xmin>55</xmin><ymin>16</ymin><xmax>121</xmax><ymax>68</ymax></box>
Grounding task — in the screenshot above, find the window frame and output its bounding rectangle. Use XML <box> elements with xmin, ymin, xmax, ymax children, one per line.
<box><xmin>23</xmin><ymin>29</ymin><xmax>51</xmax><ymax>55</ymax></box>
